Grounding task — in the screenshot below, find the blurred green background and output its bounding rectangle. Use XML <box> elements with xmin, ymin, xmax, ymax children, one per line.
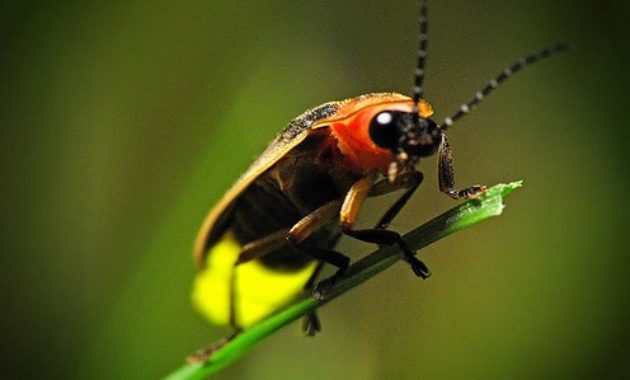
<box><xmin>2</xmin><ymin>0</ymin><xmax>629</xmax><ymax>379</ymax></box>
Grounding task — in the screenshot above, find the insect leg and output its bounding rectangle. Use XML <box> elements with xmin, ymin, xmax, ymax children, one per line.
<box><xmin>302</xmin><ymin>262</ymin><xmax>325</xmax><ymax>336</ymax></box>
<box><xmin>235</xmin><ymin>228</ymin><xmax>290</xmax><ymax>265</ymax></box>
<box><xmin>236</xmin><ymin>200</ymin><xmax>349</xmax><ymax>324</ymax></box>
<box><xmin>186</xmin><ymin>330</ymin><xmax>240</xmax><ymax>363</ymax></box>
<box><xmin>236</xmin><ymin>195</ymin><xmax>340</xmax><ymax>266</ymax></box>
<box><xmin>343</xmin><ymin>229</ymin><xmax>430</xmax><ymax>279</ymax></box>
<box><xmin>287</xmin><ymin>200</ymin><xmax>342</xmax><ymax>245</ymax></box>
<box><xmin>438</xmin><ymin>132</ymin><xmax>487</xmax><ymax>199</ymax></box>
<box><xmin>286</xmin><ymin>197</ymin><xmax>345</xmax><ymax>332</ymax></box>
<box><xmin>339</xmin><ymin>175</ymin><xmax>376</xmax><ymax>230</ymax></box>
<box><xmin>286</xmin><ymin>199</ymin><xmax>350</xmax><ymax>278</ymax></box>
<box><xmin>228</xmin><ymin>200</ymin><xmax>343</xmax><ymax>266</ymax></box>
<box><xmin>294</xmin><ymin>245</ymin><xmax>351</xmax><ymax>301</ymax></box>
<box><xmin>373</xmin><ymin>171</ymin><xmax>428</xmax><ymax>274</ymax></box>
<box><xmin>286</xmin><ymin>200</ymin><xmax>350</xmax><ymax>301</ymax></box>
<box><xmin>341</xmin><ymin>174</ymin><xmax>431</xmax><ymax>279</ymax></box>
<box><xmin>228</xmin><ymin>206</ymin><xmax>346</xmax><ymax>332</ymax></box>
<box><xmin>228</xmin><ymin>228</ymin><xmax>291</xmax><ymax>332</ymax></box>
<box><xmin>369</xmin><ymin>171</ymin><xmax>424</xmax><ymax>229</ymax></box>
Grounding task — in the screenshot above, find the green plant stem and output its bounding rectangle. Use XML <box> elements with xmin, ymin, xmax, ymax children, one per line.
<box><xmin>164</xmin><ymin>181</ymin><xmax>522</xmax><ymax>380</ymax></box>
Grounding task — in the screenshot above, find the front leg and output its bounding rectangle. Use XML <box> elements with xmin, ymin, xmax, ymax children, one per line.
<box><xmin>438</xmin><ymin>132</ymin><xmax>487</xmax><ymax>199</ymax></box>
<box><xmin>340</xmin><ymin>174</ymin><xmax>431</xmax><ymax>279</ymax></box>
<box><xmin>369</xmin><ymin>171</ymin><xmax>423</xmax><ymax>229</ymax></box>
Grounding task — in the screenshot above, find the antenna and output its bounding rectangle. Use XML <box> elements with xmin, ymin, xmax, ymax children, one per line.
<box><xmin>440</xmin><ymin>43</ymin><xmax>568</xmax><ymax>129</ymax></box>
<box><xmin>411</xmin><ymin>0</ymin><xmax>429</xmax><ymax>114</ymax></box>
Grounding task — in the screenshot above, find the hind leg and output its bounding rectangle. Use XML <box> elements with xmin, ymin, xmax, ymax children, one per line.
<box><xmin>301</xmin><ymin>262</ymin><xmax>325</xmax><ymax>336</ymax></box>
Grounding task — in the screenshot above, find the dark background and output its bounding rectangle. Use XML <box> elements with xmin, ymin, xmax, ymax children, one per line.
<box><xmin>2</xmin><ymin>1</ymin><xmax>629</xmax><ymax>379</ymax></box>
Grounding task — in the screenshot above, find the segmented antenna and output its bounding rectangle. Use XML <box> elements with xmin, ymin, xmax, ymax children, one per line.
<box><xmin>411</xmin><ymin>0</ymin><xmax>429</xmax><ymax>113</ymax></box>
<box><xmin>440</xmin><ymin>43</ymin><xmax>568</xmax><ymax>129</ymax></box>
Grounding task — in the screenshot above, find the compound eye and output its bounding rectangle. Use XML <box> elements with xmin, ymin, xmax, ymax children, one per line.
<box><xmin>369</xmin><ymin>111</ymin><xmax>400</xmax><ymax>150</ymax></box>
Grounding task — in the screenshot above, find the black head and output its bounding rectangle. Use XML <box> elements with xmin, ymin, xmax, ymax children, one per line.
<box><xmin>368</xmin><ymin>109</ymin><xmax>441</xmax><ymax>182</ymax></box>
<box><xmin>369</xmin><ymin>110</ymin><xmax>440</xmax><ymax>158</ymax></box>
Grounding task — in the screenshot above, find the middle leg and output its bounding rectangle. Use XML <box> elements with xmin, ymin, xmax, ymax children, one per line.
<box><xmin>341</xmin><ymin>172</ymin><xmax>431</xmax><ymax>279</ymax></box>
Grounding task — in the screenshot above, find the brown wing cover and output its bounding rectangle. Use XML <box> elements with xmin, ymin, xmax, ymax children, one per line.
<box><xmin>194</xmin><ymin>92</ymin><xmax>412</xmax><ymax>266</ymax></box>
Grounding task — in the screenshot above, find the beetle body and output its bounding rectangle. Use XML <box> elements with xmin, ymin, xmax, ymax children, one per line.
<box><xmin>189</xmin><ymin>0</ymin><xmax>566</xmax><ymax>361</ymax></box>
